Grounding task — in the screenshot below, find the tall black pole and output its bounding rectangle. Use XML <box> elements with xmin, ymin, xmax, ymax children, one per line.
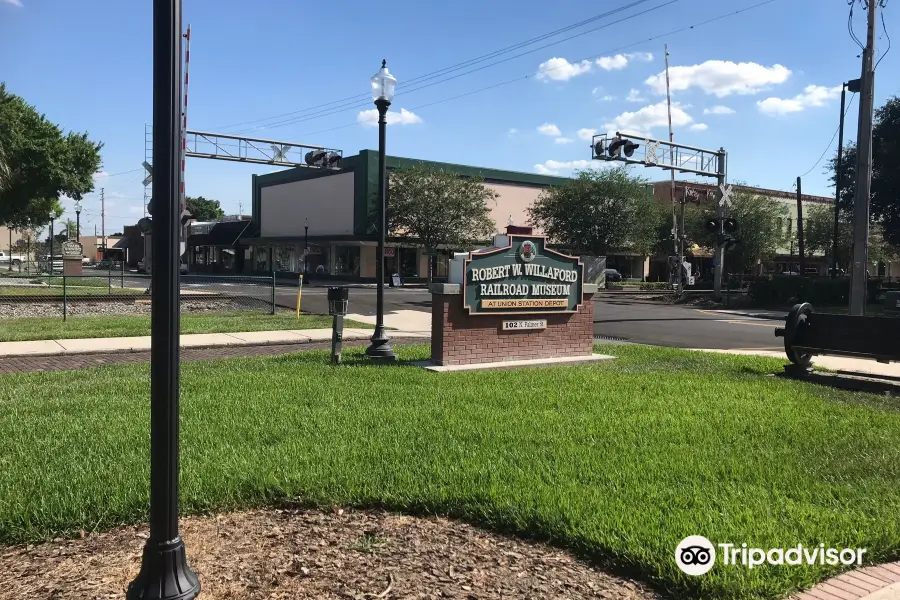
<box><xmin>304</xmin><ymin>221</ymin><xmax>308</xmax><ymax>276</ymax></box>
<box><xmin>7</xmin><ymin>228</ymin><xmax>11</xmax><ymax>272</ymax></box>
<box><xmin>832</xmin><ymin>84</ymin><xmax>847</xmax><ymax>278</ymax></box>
<box><xmin>127</xmin><ymin>0</ymin><xmax>200</xmax><ymax>598</ymax></box>
<box><xmin>796</xmin><ymin>176</ymin><xmax>805</xmax><ymax>276</ymax></box>
<box><xmin>49</xmin><ymin>218</ymin><xmax>54</xmax><ymax>274</ymax></box>
<box><xmin>76</xmin><ymin>211</ymin><xmax>81</xmax><ymax>241</ymax></box>
<box><xmin>365</xmin><ymin>96</ymin><xmax>397</xmax><ymax>361</ymax></box>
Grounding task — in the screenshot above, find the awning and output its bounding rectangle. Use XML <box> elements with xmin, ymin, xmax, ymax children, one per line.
<box><xmin>187</xmin><ymin>220</ymin><xmax>253</xmax><ymax>247</ymax></box>
<box><xmin>112</xmin><ymin>237</ymin><xmax>131</xmax><ymax>249</ymax></box>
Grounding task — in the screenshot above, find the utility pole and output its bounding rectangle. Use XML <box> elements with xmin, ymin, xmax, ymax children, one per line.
<box><xmin>850</xmin><ymin>0</ymin><xmax>877</xmax><ymax>316</ymax></box>
<box><xmin>796</xmin><ymin>176</ymin><xmax>805</xmax><ymax>275</ymax></box>
<box><xmin>833</xmin><ymin>83</ymin><xmax>847</xmax><ymax>278</ymax></box>
<box><xmin>713</xmin><ymin>149</ymin><xmax>727</xmax><ymax>299</ymax></box>
<box><xmin>664</xmin><ymin>44</ymin><xmax>681</xmax><ymax>293</ymax></box>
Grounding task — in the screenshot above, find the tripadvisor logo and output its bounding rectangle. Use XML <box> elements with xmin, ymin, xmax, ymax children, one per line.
<box><xmin>675</xmin><ymin>536</ymin><xmax>867</xmax><ymax>576</ymax></box>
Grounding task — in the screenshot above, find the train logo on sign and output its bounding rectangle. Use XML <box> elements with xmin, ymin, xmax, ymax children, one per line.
<box><xmin>519</xmin><ymin>240</ymin><xmax>537</xmax><ymax>263</ymax></box>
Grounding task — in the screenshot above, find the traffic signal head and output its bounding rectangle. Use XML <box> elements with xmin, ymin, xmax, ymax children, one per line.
<box><xmin>180</xmin><ymin>209</ymin><xmax>194</xmax><ymax>227</ymax></box>
<box><xmin>146</xmin><ymin>197</ymin><xmax>154</xmax><ymax>216</ymax></box>
<box><xmin>137</xmin><ymin>217</ymin><xmax>152</xmax><ymax>234</ymax></box>
<box><xmin>704</xmin><ymin>218</ymin><xmax>720</xmax><ymax>233</ymax></box>
<box><xmin>593</xmin><ymin>139</ymin><xmax>605</xmax><ymax>158</ymax></box>
<box><xmin>608</xmin><ymin>137</ymin><xmax>625</xmax><ymax>158</ymax></box>
<box><xmin>723</xmin><ymin>218</ymin><xmax>738</xmax><ymax>234</ymax></box>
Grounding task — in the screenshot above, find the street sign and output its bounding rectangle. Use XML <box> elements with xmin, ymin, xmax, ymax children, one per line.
<box><xmin>718</xmin><ymin>184</ymin><xmax>733</xmax><ymax>207</ymax></box>
<box><xmin>502</xmin><ymin>319</ymin><xmax>547</xmax><ymax>331</ymax></box>
<box><xmin>142</xmin><ymin>161</ymin><xmax>153</xmax><ymax>187</ymax></box>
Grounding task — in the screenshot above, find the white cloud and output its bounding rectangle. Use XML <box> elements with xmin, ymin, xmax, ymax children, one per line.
<box><xmin>756</xmin><ymin>84</ymin><xmax>842</xmax><ymax>115</ymax></box>
<box><xmin>627</xmin><ymin>52</ymin><xmax>654</xmax><ymax>62</ymax></box>
<box><xmin>596</xmin><ymin>52</ymin><xmax>653</xmax><ymax>71</ymax></box>
<box><xmin>596</xmin><ymin>54</ymin><xmax>628</xmax><ymax>70</ymax></box>
<box><xmin>577</xmin><ymin>128</ymin><xmax>597</xmax><ymax>141</ymax></box>
<box><xmin>703</xmin><ymin>105</ymin><xmax>735</xmax><ymax>115</ymax></box>
<box><xmin>689</xmin><ymin>123</ymin><xmax>709</xmax><ymax>131</ymax></box>
<box><xmin>554</xmin><ymin>137</ymin><xmax>574</xmax><ymax>144</ymax></box>
<box><xmin>357</xmin><ymin>107</ymin><xmax>423</xmax><ymax>127</ymax></box>
<box><xmin>536</xmin><ymin>57</ymin><xmax>593</xmax><ymax>82</ymax></box>
<box><xmin>645</xmin><ymin>60</ymin><xmax>791</xmax><ymax>97</ymax></box>
<box><xmin>600</xmin><ymin>95</ymin><xmax>615</xmax><ymax>102</ymax></box>
<box><xmin>2</xmin><ymin>0</ymin><xmax>23</xmax><ymax>7</ymax></box>
<box><xmin>533</xmin><ymin>159</ymin><xmax>594</xmax><ymax>175</ymax></box>
<box><xmin>93</xmin><ymin>171</ymin><xmax>110</xmax><ymax>181</ymax></box>
<box><xmin>508</xmin><ymin>128</ymin><xmax>518</xmax><ymax>136</ymax></box>
<box><xmin>603</xmin><ymin>102</ymin><xmax>693</xmax><ymax>136</ymax></box>
<box><xmin>537</xmin><ymin>123</ymin><xmax>562</xmax><ymax>137</ymax></box>
<box><xmin>626</xmin><ymin>88</ymin><xmax>645</xmax><ymax>102</ymax></box>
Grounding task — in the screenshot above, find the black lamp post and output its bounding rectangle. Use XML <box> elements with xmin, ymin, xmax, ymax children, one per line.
<box><xmin>75</xmin><ymin>201</ymin><xmax>82</xmax><ymax>241</ymax></box>
<box><xmin>48</xmin><ymin>212</ymin><xmax>55</xmax><ymax>274</ymax></box>
<box><xmin>365</xmin><ymin>59</ymin><xmax>397</xmax><ymax>362</ymax></box>
<box><xmin>126</xmin><ymin>0</ymin><xmax>200</xmax><ymax>598</ymax></box>
<box><xmin>304</xmin><ymin>217</ymin><xmax>309</xmax><ymax>276</ymax></box>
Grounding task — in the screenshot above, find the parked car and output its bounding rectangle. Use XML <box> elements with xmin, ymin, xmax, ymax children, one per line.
<box><xmin>81</xmin><ymin>255</ymin><xmax>91</xmax><ymax>265</ymax></box>
<box><xmin>604</xmin><ymin>269</ymin><xmax>623</xmax><ymax>283</ymax></box>
<box><xmin>96</xmin><ymin>259</ymin><xmax>111</xmax><ymax>270</ymax></box>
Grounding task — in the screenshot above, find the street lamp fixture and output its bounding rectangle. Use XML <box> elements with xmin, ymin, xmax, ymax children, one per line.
<box><xmin>74</xmin><ymin>201</ymin><xmax>82</xmax><ymax>241</ymax></box>
<box><xmin>365</xmin><ymin>60</ymin><xmax>397</xmax><ymax>362</ymax></box>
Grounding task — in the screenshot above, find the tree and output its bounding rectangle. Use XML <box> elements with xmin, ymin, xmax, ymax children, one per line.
<box><xmin>383</xmin><ymin>165</ymin><xmax>498</xmax><ymax>283</ymax></box>
<box><xmin>827</xmin><ymin>95</ymin><xmax>900</xmax><ymax>247</ymax></box>
<box><xmin>0</xmin><ymin>83</ymin><xmax>103</xmax><ymax>228</ymax></box>
<box><xmin>803</xmin><ymin>203</ymin><xmax>851</xmax><ymax>268</ymax></box>
<box><xmin>185</xmin><ymin>195</ymin><xmax>225</xmax><ymax>221</ymax></box>
<box><xmin>684</xmin><ymin>187</ymin><xmax>789</xmax><ymax>273</ymax></box>
<box><xmin>527</xmin><ymin>166</ymin><xmax>659</xmax><ymax>256</ymax></box>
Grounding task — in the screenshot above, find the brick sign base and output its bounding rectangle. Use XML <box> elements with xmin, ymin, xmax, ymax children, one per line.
<box><xmin>430</xmin><ymin>284</ymin><xmax>596</xmax><ymax>366</ymax></box>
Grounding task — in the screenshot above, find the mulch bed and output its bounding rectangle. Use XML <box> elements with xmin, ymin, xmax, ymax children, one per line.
<box><xmin>0</xmin><ymin>507</ymin><xmax>662</xmax><ymax>600</ymax></box>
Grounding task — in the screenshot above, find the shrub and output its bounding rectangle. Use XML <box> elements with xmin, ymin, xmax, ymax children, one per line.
<box><xmin>747</xmin><ymin>276</ymin><xmax>882</xmax><ymax>306</ymax></box>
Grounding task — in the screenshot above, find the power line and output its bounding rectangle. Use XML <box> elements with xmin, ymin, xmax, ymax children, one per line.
<box><xmin>231</xmin><ymin>0</ymin><xmax>685</xmax><ymax>134</ymax></box>
<box><xmin>799</xmin><ymin>92</ymin><xmax>857</xmax><ymax>179</ymax></box>
<box><xmin>296</xmin><ymin>0</ymin><xmax>784</xmax><ymax>139</ymax></box>
<box><xmin>207</xmin><ymin>0</ymin><xmax>665</xmax><ymax>132</ymax></box>
<box><xmin>874</xmin><ymin>10</ymin><xmax>891</xmax><ymax>70</ymax></box>
<box><xmin>849</xmin><ymin>0</ymin><xmax>866</xmax><ymax>50</ymax></box>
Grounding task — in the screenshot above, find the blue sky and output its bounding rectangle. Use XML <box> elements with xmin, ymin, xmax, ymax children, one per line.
<box><xmin>1</xmin><ymin>0</ymin><xmax>898</xmax><ymax>234</ymax></box>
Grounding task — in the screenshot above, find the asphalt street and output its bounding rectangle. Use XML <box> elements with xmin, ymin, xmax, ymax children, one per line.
<box><xmin>273</xmin><ymin>286</ymin><xmax>783</xmax><ymax>352</ymax></box>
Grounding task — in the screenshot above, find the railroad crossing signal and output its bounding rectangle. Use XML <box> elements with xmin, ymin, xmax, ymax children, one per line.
<box><xmin>704</xmin><ymin>217</ymin><xmax>738</xmax><ymax>233</ymax></box>
<box><xmin>718</xmin><ymin>184</ymin><xmax>733</xmax><ymax>207</ymax></box>
<box><xmin>142</xmin><ymin>161</ymin><xmax>153</xmax><ymax>187</ymax></box>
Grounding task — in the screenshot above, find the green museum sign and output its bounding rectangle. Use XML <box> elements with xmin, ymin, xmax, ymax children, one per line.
<box><xmin>463</xmin><ymin>235</ymin><xmax>584</xmax><ymax>315</ymax></box>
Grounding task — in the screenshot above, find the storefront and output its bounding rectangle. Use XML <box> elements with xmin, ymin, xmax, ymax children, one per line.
<box><xmin>245</xmin><ymin>150</ymin><xmax>570</xmax><ymax>282</ymax></box>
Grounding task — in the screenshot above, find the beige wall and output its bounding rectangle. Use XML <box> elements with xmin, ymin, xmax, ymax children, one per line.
<box><xmin>485</xmin><ymin>182</ymin><xmax>545</xmax><ymax>234</ymax></box>
<box><xmin>261</xmin><ymin>172</ymin><xmax>355</xmax><ymax>238</ymax></box>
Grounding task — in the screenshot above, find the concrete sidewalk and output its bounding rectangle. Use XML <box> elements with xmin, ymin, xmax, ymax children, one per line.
<box><xmin>695</xmin><ymin>348</ymin><xmax>900</xmax><ymax>379</ymax></box>
<box><xmin>0</xmin><ymin>327</ymin><xmax>430</xmax><ymax>358</ymax></box>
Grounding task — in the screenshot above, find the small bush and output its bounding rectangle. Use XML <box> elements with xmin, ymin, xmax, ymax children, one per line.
<box><xmin>639</xmin><ymin>282</ymin><xmax>672</xmax><ymax>290</ymax></box>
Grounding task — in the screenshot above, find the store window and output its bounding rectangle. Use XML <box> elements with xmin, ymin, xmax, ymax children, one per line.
<box><xmin>333</xmin><ymin>245</ymin><xmax>360</xmax><ymax>276</ymax></box>
<box><xmin>398</xmin><ymin>247</ymin><xmax>418</xmax><ymax>277</ymax></box>
<box><xmin>275</xmin><ymin>244</ymin><xmax>295</xmax><ymax>271</ymax></box>
<box><xmin>254</xmin><ymin>246</ymin><xmax>268</xmax><ymax>271</ymax></box>
<box><xmin>305</xmin><ymin>244</ymin><xmax>329</xmax><ymax>274</ymax></box>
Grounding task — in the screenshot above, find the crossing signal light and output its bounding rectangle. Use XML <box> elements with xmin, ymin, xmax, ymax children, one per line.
<box><xmin>305</xmin><ymin>149</ymin><xmax>328</xmax><ymax>167</ymax></box>
<box><xmin>325</xmin><ymin>152</ymin><xmax>342</xmax><ymax>169</ymax></box>
<box><xmin>717</xmin><ymin>233</ymin><xmax>739</xmax><ymax>250</ymax></box>
<box><xmin>705</xmin><ymin>217</ymin><xmax>739</xmax><ymax>234</ymax></box>
<box><xmin>705</xmin><ymin>218</ymin><xmax>720</xmax><ymax>233</ymax></box>
<box><xmin>607</xmin><ymin>137</ymin><xmax>639</xmax><ymax>159</ymax></box>
<box><xmin>137</xmin><ymin>217</ymin><xmax>153</xmax><ymax>234</ymax></box>
<box><xmin>593</xmin><ymin>139</ymin><xmax>605</xmax><ymax>158</ymax></box>
<box><xmin>723</xmin><ymin>218</ymin><xmax>738</xmax><ymax>234</ymax></box>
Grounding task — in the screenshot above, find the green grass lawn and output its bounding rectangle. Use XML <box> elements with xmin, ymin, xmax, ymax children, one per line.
<box><xmin>1</xmin><ymin>344</ymin><xmax>898</xmax><ymax>599</ymax></box>
<box><xmin>0</xmin><ymin>311</ymin><xmax>372</xmax><ymax>342</ymax></box>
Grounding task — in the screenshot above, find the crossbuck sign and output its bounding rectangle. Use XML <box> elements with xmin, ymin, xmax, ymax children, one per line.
<box><xmin>718</xmin><ymin>184</ymin><xmax>733</xmax><ymax>208</ymax></box>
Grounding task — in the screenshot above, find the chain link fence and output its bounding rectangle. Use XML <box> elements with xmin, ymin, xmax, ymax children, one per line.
<box><xmin>0</xmin><ymin>271</ymin><xmax>276</xmax><ymax>320</ymax></box>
